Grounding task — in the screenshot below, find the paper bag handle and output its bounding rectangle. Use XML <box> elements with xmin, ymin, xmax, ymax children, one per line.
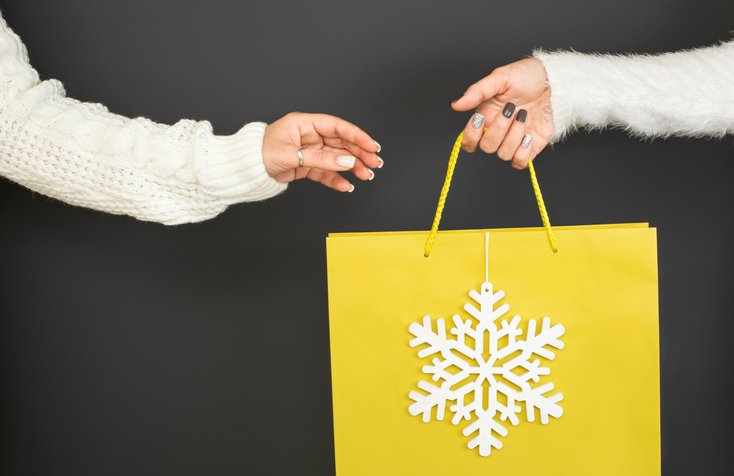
<box><xmin>424</xmin><ymin>132</ymin><xmax>557</xmax><ymax>257</ymax></box>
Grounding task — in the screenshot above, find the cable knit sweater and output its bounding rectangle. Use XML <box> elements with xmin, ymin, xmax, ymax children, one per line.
<box><xmin>0</xmin><ymin>13</ymin><xmax>286</xmax><ymax>225</ymax></box>
<box><xmin>533</xmin><ymin>40</ymin><xmax>734</xmax><ymax>143</ymax></box>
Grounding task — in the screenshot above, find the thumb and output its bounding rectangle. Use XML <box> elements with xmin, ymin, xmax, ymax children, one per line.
<box><xmin>451</xmin><ymin>69</ymin><xmax>507</xmax><ymax>111</ymax></box>
<box><xmin>299</xmin><ymin>147</ymin><xmax>357</xmax><ymax>172</ymax></box>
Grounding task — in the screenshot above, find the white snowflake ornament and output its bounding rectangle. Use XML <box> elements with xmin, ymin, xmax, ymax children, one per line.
<box><xmin>408</xmin><ymin>282</ymin><xmax>565</xmax><ymax>456</ymax></box>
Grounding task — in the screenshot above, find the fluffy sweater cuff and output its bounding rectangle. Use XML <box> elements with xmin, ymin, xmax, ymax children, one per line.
<box><xmin>533</xmin><ymin>41</ymin><xmax>734</xmax><ymax>143</ymax></box>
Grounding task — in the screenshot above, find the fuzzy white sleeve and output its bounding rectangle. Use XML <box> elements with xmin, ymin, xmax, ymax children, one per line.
<box><xmin>533</xmin><ymin>41</ymin><xmax>734</xmax><ymax>143</ymax></box>
<box><xmin>0</xmin><ymin>15</ymin><xmax>286</xmax><ymax>225</ymax></box>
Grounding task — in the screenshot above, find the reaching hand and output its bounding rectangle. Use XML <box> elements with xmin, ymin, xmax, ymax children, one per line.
<box><xmin>451</xmin><ymin>58</ymin><xmax>553</xmax><ymax>169</ymax></box>
<box><xmin>262</xmin><ymin>112</ymin><xmax>382</xmax><ymax>192</ymax></box>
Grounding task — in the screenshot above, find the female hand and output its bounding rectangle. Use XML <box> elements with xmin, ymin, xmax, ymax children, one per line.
<box><xmin>262</xmin><ymin>112</ymin><xmax>383</xmax><ymax>192</ymax></box>
<box><xmin>451</xmin><ymin>58</ymin><xmax>553</xmax><ymax>169</ymax></box>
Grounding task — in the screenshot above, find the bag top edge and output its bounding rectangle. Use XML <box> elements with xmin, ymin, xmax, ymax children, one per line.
<box><xmin>327</xmin><ymin>223</ymin><xmax>650</xmax><ymax>238</ymax></box>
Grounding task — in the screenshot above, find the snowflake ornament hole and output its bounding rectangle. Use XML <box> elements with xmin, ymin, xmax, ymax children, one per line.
<box><xmin>509</xmin><ymin>365</ymin><xmax>528</xmax><ymax>378</ymax></box>
<box><xmin>408</xmin><ymin>282</ymin><xmax>565</xmax><ymax>457</ymax></box>
<box><xmin>461</xmin><ymin>334</ymin><xmax>476</xmax><ymax>353</ymax></box>
<box><xmin>444</xmin><ymin>364</ymin><xmax>463</xmax><ymax>376</ymax></box>
<box><xmin>496</xmin><ymin>333</ymin><xmax>509</xmax><ymax>351</ymax></box>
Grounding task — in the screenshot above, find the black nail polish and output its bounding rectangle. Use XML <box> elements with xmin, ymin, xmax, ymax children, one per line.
<box><xmin>502</xmin><ymin>102</ymin><xmax>516</xmax><ymax>118</ymax></box>
<box><xmin>516</xmin><ymin>109</ymin><xmax>527</xmax><ymax>123</ymax></box>
<box><xmin>450</xmin><ymin>95</ymin><xmax>464</xmax><ymax>104</ymax></box>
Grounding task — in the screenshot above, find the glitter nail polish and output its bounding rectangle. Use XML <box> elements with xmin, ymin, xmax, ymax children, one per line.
<box><xmin>471</xmin><ymin>113</ymin><xmax>484</xmax><ymax>129</ymax></box>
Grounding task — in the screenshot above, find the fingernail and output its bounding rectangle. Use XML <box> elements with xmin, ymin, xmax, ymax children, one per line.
<box><xmin>368</xmin><ymin>170</ymin><xmax>375</xmax><ymax>181</ymax></box>
<box><xmin>502</xmin><ymin>102</ymin><xmax>516</xmax><ymax>118</ymax></box>
<box><xmin>521</xmin><ymin>134</ymin><xmax>532</xmax><ymax>149</ymax></box>
<box><xmin>471</xmin><ymin>113</ymin><xmax>484</xmax><ymax>129</ymax></box>
<box><xmin>377</xmin><ymin>156</ymin><xmax>384</xmax><ymax>169</ymax></box>
<box><xmin>348</xmin><ymin>184</ymin><xmax>355</xmax><ymax>193</ymax></box>
<box><xmin>516</xmin><ymin>109</ymin><xmax>527</xmax><ymax>123</ymax></box>
<box><xmin>337</xmin><ymin>156</ymin><xmax>356</xmax><ymax>168</ymax></box>
<box><xmin>450</xmin><ymin>95</ymin><xmax>464</xmax><ymax>104</ymax></box>
<box><xmin>374</xmin><ymin>141</ymin><xmax>381</xmax><ymax>153</ymax></box>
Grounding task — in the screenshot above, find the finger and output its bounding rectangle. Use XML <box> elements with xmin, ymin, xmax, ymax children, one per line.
<box><xmin>461</xmin><ymin>102</ymin><xmax>503</xmax><ymax>153</ymax></box>
<box><xmin>478</xmin><ymin>102</ymin><xmax>517</xmax><ymax>155</ymax></box>
<box><xmin>274</xmin><ymin>160</ymin><xmax>314</xmax><ymax>183</ymax></box>
<box><xmin>322</xmin><ymin>138</ymin><xmax>363</xmax><ymax>159</ymax></box>
<box><xmin>350</xmin><ymin>158</ymin><xmax>375</xmax><ymax>181</ymax></box>
<box><xmin>512</xmin><ymin>133</ymin><xmax>533</xmax><ymax>169</ymax></box>
<box><xmin>323</xmin><ymin>137</ymin><xmax>383</xmax><ymax>169</ymax></box>
<box><xmin>461</xmin><ymin>112</ymin><xmax>487</xmax><ymax>153</ymax></box>
<box><xmin>305</xmin><ymin>168</ymin><xmax>354</xmax><ymax>193</ymax></box>
<box><xmin>451</xmin><ymin>69</ymin><xmax>507</xmax><ymax>111</ymax></box>
<box><xmin>322</xmin><ymin>136</ymin><xmax>350</xmax><ymax>149</ymax></box>
<box><xmin>308</xmin><ymin>114</ymin><xmax>380</xmax><ymax>155</ymax></box>
<box><xmin>320</xmin><ymin>144</ymin><xmax>377</xmax><ymax>181</ymax></box>
<box><xmin>274</xmin><ymin>166</ymin><xmax>356</xmax><ymax>192</ymax></box>
<box><xmin>306</xmin><ymin>116</ymin><xmax>382</xmax><ymax>168</ymax></box>
<box><xmin>496</xmin><ymin>108</ymin><xmax>527</xmax><ymax>162</ymax></box>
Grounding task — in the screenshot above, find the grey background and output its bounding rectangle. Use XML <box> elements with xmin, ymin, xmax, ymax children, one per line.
<box><xmin>1</xmin><ymin>0</ymin><xmax>732</xmax><ymax>474</ymax></box>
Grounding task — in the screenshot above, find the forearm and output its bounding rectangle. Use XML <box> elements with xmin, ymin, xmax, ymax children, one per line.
<box><xmin>0</xmin><ymin>15</ymin><xmax>285</xmax><ymax>225</ymax></box>
<box><xmin>534</xmin><ymin>41</ymin><xmax>734</xmax><ymax>143</ymax></box>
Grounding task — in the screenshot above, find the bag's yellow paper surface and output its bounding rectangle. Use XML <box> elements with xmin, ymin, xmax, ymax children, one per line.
<box><xmin>326</xmin><ymin>224</ymin><xmax>659</xmax><ymax>475</ymax></box>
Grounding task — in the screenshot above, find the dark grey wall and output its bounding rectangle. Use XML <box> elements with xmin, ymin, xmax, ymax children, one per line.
<box><xmin>1</xmin><ymin>1</ymin><xmax>732</xmax><ymax>474</ymax></box>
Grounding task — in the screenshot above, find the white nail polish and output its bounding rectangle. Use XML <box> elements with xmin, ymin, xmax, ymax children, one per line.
<box><xmin>337</xmin><ymin>155</ymin><xmax>356</xmax><ymax>168</ymax></box>
<box><xmin>377</xmin><ymin>156</ymin><xmax>384</xmax><ymax>169</ymax></box>
<box><xmin>368</xmin><ymin>170</ymin><xmax>375</xmax><ymax>181</ymax></box>
<box><xmin>374</xmin><ymin>141</ymin><xmax>382</xmax><ymax>153</ymax></box>
<box><xmin>348</xmin><ymin>184</ymin><xmax>355</xmax><ymax>193</ymax></box>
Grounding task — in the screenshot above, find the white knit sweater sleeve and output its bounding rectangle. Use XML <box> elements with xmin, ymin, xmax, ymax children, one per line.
<box><xmin>533</xmin><ymin>41</ymin><xmax>734</xmax><ymax>143</ymax></box>
<box><xmin>0</xmin><ymin>15</ymin><xmax>286</xmax><ymax>225</ymax></box>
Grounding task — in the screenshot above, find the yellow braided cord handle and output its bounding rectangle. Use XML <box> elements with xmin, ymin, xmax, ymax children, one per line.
<box><xmin>424</xmin><ymin>132</ymin><xmax>464</xmax><ymax>257</ymax></box>
<box><xmin>424</xmin><ymin>132</ymin><xmax>557</xmax><ymax>256</ymax></box>
<box><xmin>528</xmin><ymin>159</ymin><xmax>558</xmax><ymax>253</ymax></box>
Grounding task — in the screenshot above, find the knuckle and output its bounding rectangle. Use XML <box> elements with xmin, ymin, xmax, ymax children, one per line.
<box><xmin>512</xmin><ymin>156</ymin><xmax>526</xmax><ymax>168</ymax></box>
<box><xmin>460</xmin><ymin>137</ymin><xmax>476</xmax><ymax>153</ymax></box>
<box><xmin>308</xmin><ymin>168</ymin><xmax>326</xmax><ymax>181</ymax></box>
<box><xmin>479</xmin><ymin>142</ymin><xmax>494</xmax><ymax>154</ymax></box>
<box><xmin>493</xmin><ymin>66</ymin><xmax>510</xmax><ymax>82</ymax></box>
<box><xmin>334</xmin><ymin>121</ymin><xmax>353</xmax><ymax>140</ymax></box>
<box><xmin>327</xmin><ymin>174</ymin><xmax>343</xmax><ymax>189</ymax></box>
<box><xmin>513</xmin><ymin>155</ymin><xmax>529</xmax><ymax>169</ymax></box>
<box><xmin>319</xmin><ymin>150</ymin><xmax>334</xmax><ymax>163</ymax></box>
<box><xmin>308</xmin><ymin>149</ymin><xmax>325</xmax><ymax>164</ymax></box>
<box><xmin>497</xmin><ymin>148</ymin><xmax>512</xmax><ymax>161</ymax></box>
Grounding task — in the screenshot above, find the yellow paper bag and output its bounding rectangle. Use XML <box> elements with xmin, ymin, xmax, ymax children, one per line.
<box><xmin>326</xmin><ymin>224</ymin><xmax>659</xmax><ymax>475</ymax></box>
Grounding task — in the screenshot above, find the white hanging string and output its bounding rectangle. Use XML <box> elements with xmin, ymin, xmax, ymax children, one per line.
<box><xmin>485</xmin><ymin>231</ymin><xmax>490</xmax><ymax>284</ymax></box>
